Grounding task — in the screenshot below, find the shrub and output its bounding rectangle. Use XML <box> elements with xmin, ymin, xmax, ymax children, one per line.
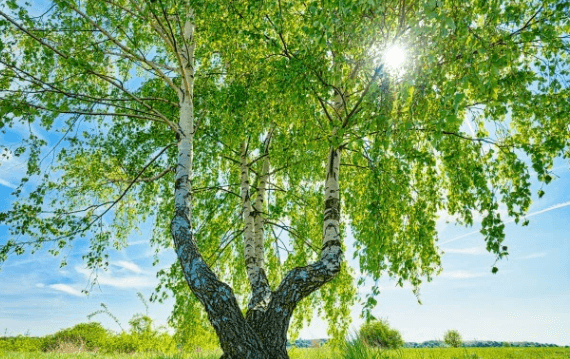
<box><xmin>0</xmin><ymin>335</ymin><xmax>45</xmax><ymax>352</ymax></box>
<box><xmin>443</xmin><ymin>329</ymin><xmax>463</xmax><ymax>348</ymax></box>
<box><xmin>86</xmin><ymin>292</ymin><xmax>178</xmax><ymax>354</ymax></box>
<box><xmin>359</xmin><ymin>319</ymin><xmax>404</xmax><ymax>349</ymax></box>
<box><xmin>42</xmin><ymin>322</ymin><xmax>109</xmax><ymax>352</ymax></box>
<box><xmin>102</xmin><ymin>332</ymin><xmax>138</xmax><ymax>353</ymax></box>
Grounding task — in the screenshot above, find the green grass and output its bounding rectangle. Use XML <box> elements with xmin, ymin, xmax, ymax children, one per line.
<box><xmin>0</xmin><ymin>353</ymin><xmax>220</xmax><ymax>359</ymax></box>
<box><xmin>2</xmin><ymin>347</ymin><xmax>569</xmax><ymax>359</ymax></box>
<box><xmin>296</xmin><ymin>347</ymin><xmax>570</xmax><ymax>359</ymax></box>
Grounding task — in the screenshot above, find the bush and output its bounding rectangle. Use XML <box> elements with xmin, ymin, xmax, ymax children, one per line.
<box><xmin>0</xmin><ymin>335</ymin><xmax>45</xmax><ymax>352</ymax></box>
<box><xmin>42</xmin><ymin>322</ymin><xmax>109</xmax><ymax>352</ymax></box>
<box><xmin>359</xmin><ymin>319</ymin><xmax>404</xmax><ymax>349</ymax></box>
<box><xmin>443</xmin><ymin>329</ymin><xmax>463</xmax><ymax>348</ymax></box>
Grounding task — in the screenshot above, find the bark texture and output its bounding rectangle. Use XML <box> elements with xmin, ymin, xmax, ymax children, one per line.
<box><xmin>170</xmin><ymin>13</ymin><xmax>343</xmax><ymax>359</ymax></box>
<box><xmin>171</xmin><ymin>16</ymin><xmax>267</xmax><ymax>359</ymax></box>
<box><xmin>240</xmin><ymin>142</ymin><xmax>272</xmax><ymax>334</ymax></box>
<box><xmin>173</xmin><ymin>146</ymin><xmax>343</xmax><ymax>359</ymax></box>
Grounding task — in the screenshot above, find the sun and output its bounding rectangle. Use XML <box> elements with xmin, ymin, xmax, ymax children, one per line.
<box><xmin>383</xmin><ymin>45</ymin><xmax>406</xmax><ymax>70</ymax></box>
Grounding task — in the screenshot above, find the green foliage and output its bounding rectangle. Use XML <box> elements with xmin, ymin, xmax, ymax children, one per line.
<box><xmin>154</xmin><ymin>264</ymin><xmax>218</xmax><ymax>352</ymax></box>
<box><xmin>359</xmin><ymin>320</ymin><xmax>405</xmax><ymax>350</ymax></box>
<box><xmin>42</xmin><ymin>322</ymin><xmax>108</xmax><ymax>352</ymax></box>
<box><xmin>0</xmin><ymin>335</ymin><xmax>44</xmax><ymax>352</ymax></box>
<box><xmin>1</xmin><ymin>0</ymin><xmax>569</xmax><ymax>346</ymax></box>
<box><xmin>85</xmin><ymin>293</ymin><xmax>178</xmax><ymax>354</ymax></box>
<box><xmin>444</xmin><ymin>330</ymin><xmax>463</xmax><ymax>348</ymax></box>
<box><xmin>102</xmin><ymin>331</ymin><xmax>177</xmax><ymax>355</ymax></box>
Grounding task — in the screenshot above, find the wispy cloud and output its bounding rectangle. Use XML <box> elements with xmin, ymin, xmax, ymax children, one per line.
<box><xmin>519</xmin><ymin>251</ymin><xmax>548</xmax><ymax>260</ymax></box>
<box><xmin>114</xmin><ymin>260</ymin><xmax>144</xmax><ymax>274</ymax></box>
<box><xmin>439</xmin><ymin>230</ymin><xmax>481</xmax><ymax>245</ymax></box>
<box><xmin>443</xmin><ymin>246</ymin><xmax>487</xmax><ymax>255</ymax></box>
<box><xmin>127</xmin><ymin>240</ymin><xmax>148</xmax><ymax>246</ymax></box>
<box><xmin>49</xmin><ymin>284</ymin><xmax>83</xmax><ymax>297</ymax></box>
<box><xmin>440</xmin><ymin>270</ymin><xmax>486</xmax><ymax>279</ymax></box>
<box><xmin>525</xmin><ymin>201</ymin><xmax>570</xmax><ymax>219</ymax></box>
<box><xmin>440</xmin><ymin>200</ymin><xmax>570</xmax><ymax>245</ymax></box>
<box><xmin>0</xmin><ymin>177</ymin><xmax>17</xmax><ymax>189</ymax></box>
<box><xmin>0</xmin><ymin>148</ymin><xmax>27</xmax><ymax>189</ymax></box>
<box><xmin>75</xmin><ymin>266</ymin><xmax>156</xmax><ymax>289</ymax></box>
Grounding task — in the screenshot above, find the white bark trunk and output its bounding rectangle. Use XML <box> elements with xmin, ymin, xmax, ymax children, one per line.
<box><xmin>240</xmin><ymin>142</ymin><xmax>256</xmax><ymax>273</ymax></box>
<box><xmin>171</xmin><ymin>19</ymin><xmax>269</xmax><ymax>359</ymax></box>
<box><xmin>240</xmin><ymin>143</ymin><xmax>272</xmax><ymax>314</ymax></box>
<box><xmin>175</xmin><ymin>15</ymin><xmax>195</xmax><ymax>212</ymax></box>
<box><xmin>323</xmin><ymin>147</ymin><xmax>341</xmax><ymax>247</ymax></box>
<box><xmin>253</xmin><ymin>155</ymin><xmax>269</xmax><ymax>269</ymax></box>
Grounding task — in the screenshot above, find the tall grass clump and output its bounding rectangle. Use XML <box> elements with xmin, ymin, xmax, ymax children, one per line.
<box><xmin>359</xmin><ymin>319</ymin><xmax>404</xmax><ymax>350</ymax></box>
<box><xmin>341</xmin><ymin>337</ymin><xmax>400</xmax><ymax>359</ymax></box>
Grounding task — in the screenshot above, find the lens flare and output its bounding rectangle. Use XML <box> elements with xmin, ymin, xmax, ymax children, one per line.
<box><xmin>383</xmin><ymin>45</ymin><xmax>406</xmax><ymax>69</ymax></box>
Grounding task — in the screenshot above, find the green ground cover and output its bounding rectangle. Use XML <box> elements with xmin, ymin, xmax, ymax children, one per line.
<box><xmin>339</xmin><ymin>347</ymin><xmax>570</xmax><ymax>359</ymax></box>
<box><xmin>2</xmin><ymin>347</ymin><xmax>570</xmax><ymax>359</ymax></box>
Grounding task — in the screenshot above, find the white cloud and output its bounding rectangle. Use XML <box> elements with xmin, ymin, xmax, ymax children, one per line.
<box><xmin>75</xmin><ymin>266</ymin><xmax>156</xmax><ymax>289</ymax></box>
<box><xmin>127</xmin><ymin>240</ymin><xmax>148</xmax><ymax>246</ymax></box>
<box><xmin>525</xmin><ymin>201</ymin><xmax>570</xmax><ymax>219</ymax></box>
<box><xmin>35</xmin><ymin>283</ymin><xmax>45</xmax><ymax>288</ymax></box>
<box><xmin>378</xmin><ymin>283</ymin><xmax>413</xmax><ymax>291</ymax></box>
<box><xmin>0</xmin><ymin>148</ymin><xmax>27</xmax><ymax>188</ymax></box>
<box><xmin>443</xmin><ymin>246</ymin><xmax>487</xmax><ymax>255</ymax></box>
<box><xmin>49</xmin><ymin>284</ymin><xmax>83</xmax><ymax>297</ymax></box>
<box><xmin>440</xmin><ymin>270</ymin><xmax>486</xmax><ymax>279</ymax></box>
<box><xmin>518</xmin><ymin>251</ymin><xmax>548</xmax><ymax>260</ymax></box>
<box><xmin>439</xmin><ymin>230</ymin><xmax>480</xmax><ymax>245</ymax></box>
<box><xmin>114</xmin><ymin>260</ymin><xmax>144</xmax><ymax>274</ymax></box>
<box><xmin>440</xmin><ymin>200</ymin><xmax>570</xmax><ymax>246</ymax></box>
<box><xmin>0</xmin><ymin>177</ymin><xmax>17</xmax><ymax>189</ymax></box>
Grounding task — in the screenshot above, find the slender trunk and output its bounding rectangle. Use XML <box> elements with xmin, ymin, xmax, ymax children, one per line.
<box><xmin>171</xmin><ymin>15</ymin><xmax>267</xmax><ymax>359</ymax></box>
<box><xmin>170</xmin><ymin>12</ymin><xmax>343</xmax><ymax>359</ymax></box>
<box><xmin>258</xmin><ymin>147</ymin><xmax>343</xmax><ymax>356</ymax></box>
<box><xmin>240</xmin><ymin>142</ymin><xmax>272</xmax><ymax>336</ymax></box>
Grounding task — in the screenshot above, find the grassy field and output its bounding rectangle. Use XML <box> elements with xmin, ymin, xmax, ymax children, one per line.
<box><xmin>2</xmin><ymin>347</ymin><xmax>570</xmax><ymax>359</ymax></box>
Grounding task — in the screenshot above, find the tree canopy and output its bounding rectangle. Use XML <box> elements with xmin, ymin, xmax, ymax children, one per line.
<box><xmin>1</xmin><ymin>0</ymin><xmax>569</xmax><ymax>357</ymax></box>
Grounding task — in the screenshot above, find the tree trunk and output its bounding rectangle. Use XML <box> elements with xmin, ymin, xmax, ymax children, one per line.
<box><xmin>172</xmin><ymin>147</ymin><xmax>343</xmax><ymax>358</ymax></box>
<box><xmin>171</xmin><ymin>12</ymin><xmax>343</xmax><ymax>359</ymax></box>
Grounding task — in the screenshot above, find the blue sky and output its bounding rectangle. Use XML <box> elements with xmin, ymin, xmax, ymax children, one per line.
<box><xmin>1</xmin><ymin>118</ymin><xmax>569</xmax><ymax>345</ymax></box>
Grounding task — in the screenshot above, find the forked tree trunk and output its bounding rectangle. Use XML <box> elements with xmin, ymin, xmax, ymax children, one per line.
<box><xmin>170</xmin><ymin>14</ymin><xmax>343</xmax><ymax>359</ymax></box>
<box><xmin>172</xmin><ymin>149</ymin><xmax>343</xmax><ymax>359</ymax></box>
<box><xmin>171</xmin><ymin>148</ymin><xmax>343</xmax><ymax>359</ymax></box>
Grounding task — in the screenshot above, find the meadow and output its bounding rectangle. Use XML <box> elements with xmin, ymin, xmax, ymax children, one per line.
<box><xmin>2</xmin><ymin>308</ymin><xmax>567</xmax><ymax>359</ymax></box>
<box><xmin>2</xmin><ymin>346</ymin><xmax>570</xmax><ymax>359</ymax></box>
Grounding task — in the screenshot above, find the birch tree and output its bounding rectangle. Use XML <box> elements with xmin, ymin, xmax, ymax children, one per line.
<box><xmin>1</xmin><ymin>0</ymin><xmax>569</xmax><ymax>358</ymax></box>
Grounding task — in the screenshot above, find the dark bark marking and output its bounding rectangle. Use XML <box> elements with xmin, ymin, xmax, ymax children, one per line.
<box><xmin>328</xmin><ymin>148</ymin><xmax>338</xmax><ymax>178</ymax></box>
<box><xmin>324</xmin><ymin>197</ymin><xmax>340</xmax><ymax>221</ymax></box>
<box><xmin>322</xmin><ymin>239</ymin><xmax>342</xmax><ymax>251</ymax></box>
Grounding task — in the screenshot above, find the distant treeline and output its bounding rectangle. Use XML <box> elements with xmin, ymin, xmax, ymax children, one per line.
<box><xmin>288</xmin><ymin>339</ymin><xmax>565</xmax><ymax>349</ymax></box>
<box><xmin>404</xmin><ymin>340</ymin><xmax>562</xmax><ymax>348</ymax></box>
